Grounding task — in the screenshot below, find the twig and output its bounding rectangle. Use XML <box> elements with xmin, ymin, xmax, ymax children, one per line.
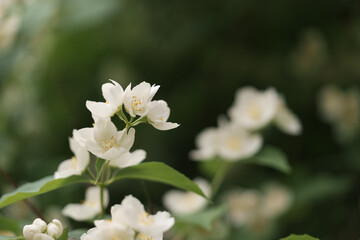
<box><xmin>0</xmin><ymin>165</ymin><xmax>46</xmax><ymax>221</ymax></box>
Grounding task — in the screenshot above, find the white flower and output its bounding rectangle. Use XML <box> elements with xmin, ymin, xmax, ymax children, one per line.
<box><xmin>147</xmin><ymin>100</ymin><xmax>179</xmax><ymax>130</ymax></box>
<box><xmin>75</xmin><ymin>117</ymin><xmax>146</xmax><ymax>168</ymax></box>
<box><xmin>111</xmin><ymin>195</ymin><xmax>174</xmax><ymax>237</ymax></box>
<box><xmin>80</xmin><ymin>224</ymin><xmax>134</xmax><ymax>240</ymax></box>
<box><xmin>229</xmin><ymin>87</ymin><xmax>302</xmax><ymax>135</ymax></box>
<box><xmin>163</xmin><ymin>178</ymin><xmax>211</xmax><ymax>215</ymax></box>
<box><xmin>124</xmin><ymin>82</ymin><xmax>160</xmax><ymax>117</ymax></box>
<box><xmin>46</xmin><ymin>219</ymin><xmax>63</xmax><ymax>239</ymax></box>
<box><xmin>62</xmin><ymin>186</ymin><xmax>109</xmax><ymax>221</ymax></box>
<box><xmin>318</xmin><ymin>85</ymin><xmax>360</xmax><ymax>142</ymax></box>
<box><xmin>189</xmin><ymin>127</ymin><xmax>219</xmax><ymax>161</ymax></box>
<box><xmin>23</xmin><ymin>224</ymin><xmax>41</xmax><ymax>240</ymax></box>
<box><xmin>217</xmin><ymin>123</ymin><xmax>262</xmax><ymax>161</ymax></box>
<box><xmin>54</xmin><ymin>135</ymin><xmax>90</xmax><ymax>179</ymax></box>
<box><xmin>260</xmin><ymin>183</ymin><xmax>293</xmax><ymax>218</ymax></box>
<box><xmin>229</xmin><ymin>87</ymin><xmax>279</xmax><ymax>130</ymax></box>
<box><xmin>32</xmin><ymin>218</ymin><xmax>47</xmax><ymax>233</ymax></box>
<box><xmin>225</xmin><ymin>189</ymin><xmax>262</xmax><ymax>227</ymax></box>
<box><xmin>33</xmin><ymin>233</ymin><xmax>54</xmax><ymax>240</ymax></box>
<box><xmin>86</xmin><ymin>80</ymin><xmax>127</xmax><ymax>118</ymax></box>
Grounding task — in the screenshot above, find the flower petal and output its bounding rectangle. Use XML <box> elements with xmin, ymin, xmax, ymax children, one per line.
<box><xmin>86</xmin><ymin>101</ymin><xmax>114</xmax><ymax>118</ymax></box>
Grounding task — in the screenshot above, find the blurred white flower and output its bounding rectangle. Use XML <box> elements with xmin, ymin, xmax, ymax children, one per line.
<box><xmin>217</xmin><ymin>122</ymin><xmax>262</xmax><ymax>161</ymax></box>
<box><xmin>62</xmin><ymin>186</ymin><xmax>109</xmax><ymax>221</ymax></box>
<box><xmin>111</xmin><ymin>195</ymin><xmax>174</xmax><ymax>238</ymax></box>
<box><xmin>75</xmin><ymin>117</ymin><xmax>146</xmax><ymax>168</ymax></box>
<box><xmin>318</xmin><ymin>85</ymin><xmax>360</xmax><ymax>142</ymax></box>
<box><xmin>46</xmin><ymin>219</ymin><xmax>63</xmax><ymax>239</ymax></box>
<box><xmin>163</xmin><ymin>178</ymin><xmax>211</xmax><ymax>215</ymax></box>
<box><xmin>225</xmin><ymin>189</ymin><xmax>262</xmax><ymax>227</ymax></box>
<box><xmin>229</xmin><ymin>87</ymin><xmax>302</xmax><ymax>135</ymax></box>
<box><xmin>260</xmin><ymin>183</ymin><xmax>293</xmax><ymax>218</ymax></box>
<box><xmin>86</xmin><ymin>80</ymin><xmax>127</xmax><ymax>118</ymax></box>
<box><xmin>229</xmin><ymin>87</ymin><xmax>279</xmax><ymax>130</ymax></box>
<box><xmin>147</xmin><ymin>100</ymin><xmax>179</xmax><ymax>130</ymax></box>
<box><xmin>225</xmin><ymin>183</ymin><xmax>293</xmax><ymax>230</ymax></box>
<box><xmin>0</xmin><ymin>15</ymin><xmax>20</xmax><ymax>49</ymax></box>
<box><xmin>54</xmin><ymin>135</ymin><xmax>90</xmax><ymax>179</ymax></box>
<box><xmin>124</xmin><ymin>81</ymin><xmax>159</xmax><ymax>117</ymax></box>
<box><xmin>189</xmin><ymin>127</ymin><xmax>219</xmax><ymax>161</ymax></box>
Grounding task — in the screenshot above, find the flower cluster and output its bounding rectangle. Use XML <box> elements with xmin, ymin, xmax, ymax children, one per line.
<box><xmin>225</xmin><ymin>183</ymin><xmax>293</xmax><ymax>229</ymax></box>
<box><xmin>81</xmin><ymin>195</ymin><xmax>174</xmax><ymax>240</ymax></box>
<box><xmin>190</xmin><ymin>87</ymin><xmax>301</xmax><ymax>161</ymax></box>
<box><xmin>54</xmin><ymin>80</ymin><xmax>179</xmax><ymax>179</ymax></box>
<box><xmin>23</xmin><ymin>218</ymin><xmax>63</xmax><ymax>240</ymax></box>
<box><xmin>318</xmin><ymin>85</ymin><xmax>360</xmax><ymax>142</ymax></box>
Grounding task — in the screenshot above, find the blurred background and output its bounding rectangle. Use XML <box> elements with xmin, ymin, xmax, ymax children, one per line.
<box><xmin>0</xmin><ymin>0</ymin><xmax>359</xmax><ymax>239</ymax></box>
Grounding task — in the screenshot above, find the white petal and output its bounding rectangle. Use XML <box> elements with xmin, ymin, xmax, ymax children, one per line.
<box><xmin>86</xmin><ymin>101</ymin><xmax>114</xmax><ymax>118</ymax></box>
<box><xmin>147</xmin><ymin>100</ymin><xmax>170</xmax><ymax>123</ymax></box>
<box><xmin>93</xmin><ymin>118</ymin><xmax>117</xmax><ymax>144</ymax></box>
<box><xmin>54</xmin><ymin>159</ymin><xmax>82</xmax><ymax>179</ymax></box>
<box><xmin>85</xmin><ymin>186</ymin><xmax>109</xmax><ymax>209</ymax></box>
<box><xmin>109</xmin><ymin>149</ymin><xmax>146</xmax><ymax>168</ymax></box>
<box><xmin>102</xmin><ymin>80</ymin><xmax>124</xmax><ymax>107</ymax></box>
<box><xmin>149</xmin><ymin>84</ymin><xmax>160</xmax><ymax>100</ymax></box>
<box><xmin>151</xmin><ymin>122</ymin><xmax>179</xmax><ymax>131</ymax></box>
<box><xmin>117</xmin><ymin>128</ymin><xmax>135</xmax><ymax>150</ymax></box>
<box><xmin>62</xmin><ymin>204</ymin><xmax>99</xmax><ymax>221</ymax></box>
<box><xmin>33</xmin><ymin>233</ymin><xmax>55</xmax><ymax>240</ymax></box>
<box><xmin>275</xmin><ymin>105</ymin><xmax>302</xmax><ymax>135</ymax></box>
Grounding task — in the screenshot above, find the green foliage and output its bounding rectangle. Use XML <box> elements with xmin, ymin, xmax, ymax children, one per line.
<box><xmin>175</xmin><ymin>205</ymin><xmax>227</xmax><ymax>230</ymax></box>
<box><xmin>200</xmin><ymin>146</ymin><xmax>291</xmax><ymax>178</ymax></box>
<box><xmin>244</xmin><ymin>146</ymin><xmax>291</xmax><ymax>174</ymax></box>
<box><xmin>280</xmin><ymin>234</ymin><xmax>320</xmax><ymax>240</ymax></box>
<box><xmin>0</xmin><ymin>175</ymin><xmax>89</xmax><ymax>209</ymax></box>
<box><xmin>0</xmin><ymin>215</ymin><xmax>21</xmax><ymax>235</ymax></box>
<box><xmin>58</xmin><ymin>227</ymin><xmax>69</xmax><ymax>240</ymax></box>
<box><xmin>113</xmin><ymin>162</ymin><xmax>207</xmax><ymax>198</ymax></box>
<box><xmin>95</xmin><ymin>158</ymin><xmax>107</xmax><ymax>183</ymax></box>
<box><xmin>69</xmin><ymin>229</ymin><xmax>87</xmax><ymax>239</ymax></box>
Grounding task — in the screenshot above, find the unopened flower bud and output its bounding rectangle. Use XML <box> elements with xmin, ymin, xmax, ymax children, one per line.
<box><xmin>46</xmin><ymin>219</ymin><xmax>63</xmax><ymax>239</ymax></box>
<box><xmin>23</xmin><ymin>224</ymin><xmax>41</xmax><ymax>240</ymax></box>
<box><xmin>32</xmin><ymin>218</ymin><xmax>47</xmax><ymax>233</ymax></box>
<box><xmin>33</xmin><ymin>233</ymin><xmax>55</xmax><ymax>240</ymax></box>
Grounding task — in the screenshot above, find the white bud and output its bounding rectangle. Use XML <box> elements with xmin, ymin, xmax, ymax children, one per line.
<box><xmin>23</xmin><ymin>224</ymin><xmax>41</xmax><ymax>240</ymax></box>
<box><xmin>46</xmin><ymin>219</ymin><xmax>63</xmax><ymax>239</ymax></box>
<box><xmin>32</xmin><ymin>218</ymin><xmax>47</xmax><ymax>233</ymax></box>
<box><xmin>33</xmin><ymin>233</ymin><xmax>55</xmax><ymax>240</ymax></box>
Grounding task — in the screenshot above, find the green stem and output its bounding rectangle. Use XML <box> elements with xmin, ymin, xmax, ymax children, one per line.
<box><xmin>86</xmin><ymin>167</ymin><xmax>96</xmax><ymax>180</ymax></box>
<box><xmin>211</xmin><ymin>162</ymin><xmax>231</xmax><ymax>197</ymax></box>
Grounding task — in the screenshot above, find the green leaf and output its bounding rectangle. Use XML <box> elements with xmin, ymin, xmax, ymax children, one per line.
<box><xmin>0</xmin><ymin>215</ymin><xmax>21</xmax><ymax>235</ymax></box>
<box><xmin>112</xmin><ymin>162</ymin><xmax>207</xmax><ymax>198</ymax></box>
<box><xmin>280</xmin><ymin>234</ymin><xmax>320</xmax><ymax>240</ymax></box>
<box><xmin>0</xmin><ymin>175</ymin><xmax>89</xmax><ymax>209</ymax></box>
<box><xmin>175</xmin><ymin>205</ymin><xmax>227</xmax><ymax>230</ymax></box>
<box><xmin>199</xmin><ymin>158</ymin><xmax>226</xmax><ymax>178</ymax></box>
<box><xmin>58</xmin><ymin>227</ymin><xmax>69</xmax><ymax>240</ymax></box>
<box><xmin>95</xmin><ymin>158</ymin><xmax>107</xmax><ymax>183</ymax></box>
<box><xmin>0</xmin><ymin>236</ymin><xmax>23</xmax><ymax>240</ymax></box>
<box><xmin>244</xmin><ymin>146</ymin><xmax>291</xmax><ymax>173</ymax></box>
<box><xmin>69</xmin><ymin>229</ymin><xmax>88</xmax><ymax>239</ymax></box>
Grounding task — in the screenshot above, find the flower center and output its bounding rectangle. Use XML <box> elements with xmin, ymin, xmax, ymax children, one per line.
<box><xmin>226</xmin><ymin>137</ymin><xmax>243</xmax><ymax>150</ymax></box>
<box><xmin>138</xmin><ymin>212</ymin><xmax>154</xmax><ymax>226</ymax></box>
<box><xmin>100</xmin><ymin>136</ymin><xmax>120</xmax><ymax>153</ymax></box>
<box><xmin>131</xmin><ymin>96</ymin><xmax>144</xmax><ymax>114</ymax></box>
<box><xmin>247</xmin><ymin>103</ymin><xmax>262</xmax><ymax>120</ymax></box>
<box><xmin>138</xmin><ymin>233</ymin><xmax>153</xmax><ymax>240</ymax></box>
